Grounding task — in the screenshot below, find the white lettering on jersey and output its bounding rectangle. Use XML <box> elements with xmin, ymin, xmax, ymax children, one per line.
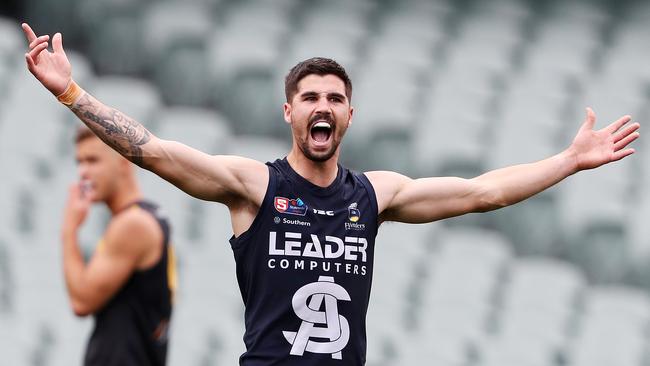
<box><xmin>268</xmin><ymin>232</ymin><xmax>367</xmax><ymax>262</ymax></box>
<box><xmin>313</xmin><ymin>209</ymin><xmax>335</xmax><ymax>216</ymax></box>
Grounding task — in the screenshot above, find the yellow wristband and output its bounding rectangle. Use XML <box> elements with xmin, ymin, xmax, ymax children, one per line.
<box><xmin>56</xmin><ymin>80</ymin><xmax>83</xmax><ymax>106</ymax></box>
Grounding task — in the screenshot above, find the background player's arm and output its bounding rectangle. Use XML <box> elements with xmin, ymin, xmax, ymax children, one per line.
<box><xmin>21</xmin><ymin>23</ymin><xmax>268</xmax><ymax>206</ymax></box>
<box><xmin>61</xmin><ymin>185</ymin><xmax>161</xmax><ymax>316</ymax></box>
<box><xmin>368</xmin><ymin>109</ymin><xmax>639</xmax><ymax>224</ymax></box>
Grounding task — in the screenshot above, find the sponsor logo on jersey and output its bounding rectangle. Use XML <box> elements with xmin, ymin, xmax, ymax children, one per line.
<box><xmin>267</xmin><ymin>232</ymin><xmax>368</xmax><ymax>276</ymax></box>
<box><xmin>274</xmin><ymin>216</ymin><xmax>311</xmax><ymax>226</ymax></box>
<box><xmin>283</xmin><ymin>276</ymin><xmax>350</xmax><ymax>360</ymax></box>
<box><xmin>345</xmin><ymin>203</ymin><xmax>365</xmax><ymax>231</ymax></box>
<box><xmin>275</xmin><ymin>197</ymin><xmax>308</xmax><ymax>216</ymax></box>
<box><xmin>313</xmin><ymin>208</ymin><xmax>335</xmax><ymax>216</ymax></box>
<box><xmin>348</xmin><ymin>203</ymin><xmax>360</xmax><ymax>222</ymax></box>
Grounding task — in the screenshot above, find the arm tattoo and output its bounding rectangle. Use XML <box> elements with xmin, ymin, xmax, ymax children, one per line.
<box><xmin>69</xmin><ymin>93</ymin><xmax>152</xmax><ymax>167</ymax></box>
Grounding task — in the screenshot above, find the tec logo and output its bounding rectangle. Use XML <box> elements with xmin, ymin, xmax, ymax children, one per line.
<box><xmin>313</xmin><ymin>209</ymin><xmax>334</xmax><ymax>216</ymax></box>
<box><xmin>275</xmin><ymin>197</ymin><xmax>308</xmax><ymax>216</ymax></box>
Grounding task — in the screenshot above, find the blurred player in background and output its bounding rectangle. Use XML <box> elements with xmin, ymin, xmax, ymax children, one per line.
<box><xmin>23</xmin><ymin>23</ymin><xmax>639</xmax><ymax>365</ymax></box>
<box><xmin>63</xmin><ymin>125</ymin><xmax>176</xmax><ymax>366</ymax></box>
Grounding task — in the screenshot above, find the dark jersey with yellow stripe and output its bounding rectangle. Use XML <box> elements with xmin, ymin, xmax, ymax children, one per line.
<box><xmin>84</xmin><ymin>200</ymin><xmax>176</xmax><ymax>366</ymax></box>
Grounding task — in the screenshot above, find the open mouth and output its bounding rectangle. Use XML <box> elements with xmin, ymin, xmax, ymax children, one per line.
<box><xmin>310</xmin><ymin>121</ymin><xmax>333</xmax><ymax>143</ymax></box>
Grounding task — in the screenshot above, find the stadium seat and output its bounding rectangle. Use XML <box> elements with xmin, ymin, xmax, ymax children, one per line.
<box><xmin>415</xmin><ymin>227</ymin><xmax>512</xmax><ymax>358</ymax></box>
<box><xmin>626</xmin><ymin>195</ymin><xmax>650</xmax><ymax>289</ymax></box>
<box><xmin>476</xmin><ymin>336</ymin><xmax>558</xmax><ymax>366</ymax></box>
<box><xmin>65</xmin><ymin>51</ymin><xmax>95</xmax><ymax>86</ymax></box>
<box><xmin>391</xmin><ymin>331</ymin><xmax>471</xmax><ymax>366</ymax></box>
<box><xmin>413</xmin><ymin>107</ymin><xmax>487</xmax><ymax>178</ymax></box>
<box><xmin>155</xmin><ymin>44</ymin><xmax>212</xmax><ymax>107</ymax></box>
<box><xmin>601</xmin><ymin>22</ymin><xmax>650</xmax><ymax>82</ymax></box>
<box><xmin>0</xmin><ymin>17</ymin><xmax>23</xmax><ymax>65</ymax></box>
<box><xmin>154</xmin><ymin>106</ymin><xmax>231</xmax><ymax>154</ymax></box>
<box><xmin>495</xmin><ymin>258</ymin><xmax>584</xmax><ymax>360</ymax></box>
<box><xmin>0</xmin><ymin>239</ymin><xmax>13</xmax><ymax>314</ymax></box>
<box><xmin>143</xmin><ymin>3</ymin><xmax>213</xmax><ymax>106</ymax></box>
<box><xmin>141</xmin><ymin>1</ymin><xmax>213</xmax><ymax>64</ymax></box>
<box><xmin>87</xmin><ymin>15</ymin><xmax>145</xmax><ymax>74</ymax></box>
<box><xmin>1</xmin><ymin>69</ymin><xmax>69</xmax><ymax>170</ymax></box>
<box><xmin>566</xmin><ymin>286</ymin><xmax>649</xmax><ymax>366</ymax></box>
<box><xmin>503</xmin><ymin>258</ymin><xmax>585</xmax><ymax>316</ymax></box>
<box><xmin>558</xmin><ymin>162</ymin><xmax>633</xmax><ymax>283</ymax></box>
<box><xmin>88</xmin><ymin>76</ymin><xmax>162</xmax><ymax>129</ymax></box>
<box><xmin>226</xmin><ymin>135</ymin><xmax>290</xmax><ymax>163</ymax></box>
<box><xmin>485</xmin><ymin>107</ymin><xmax>562</xmax><ymax>255</ymax></box>
<box><xmin>207</xmin><ymin>1</ymin><xmax>291</xmax><ymax>108</ymax></box>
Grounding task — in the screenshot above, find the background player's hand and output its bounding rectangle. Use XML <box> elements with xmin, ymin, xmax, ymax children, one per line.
<box><xmin>62</xmin><ymin>183</ymin><xmax>92</xmax><ymax>235</ymax></box>
<box><xmin>22</xmin><ymin>23</ymin><xmax>71</xmax><ymax>96</ymax></box>
<box><xmin>568</xmin><ymin>107</ymin><xmax>640</xmax><ymax>171</ymax></box>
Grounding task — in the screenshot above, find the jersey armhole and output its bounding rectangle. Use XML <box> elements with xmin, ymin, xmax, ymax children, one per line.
<box><xmin>357</xmin><ymin>172</ymin><xmax>380</xmax><ymax>236</ymax></box>
<box><xmin>229</xmin><ymin>165</ymin><xmax>277</xmax><ymax>250</ymax></box>
<box><xmin>130</xmin><ymin>204</ymin><xmax>168</xmax><ymax>272</ymax></box>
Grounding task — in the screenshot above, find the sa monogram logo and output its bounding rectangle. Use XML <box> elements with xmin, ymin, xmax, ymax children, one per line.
<box><xmin>283</xmin><ymin>276</ymin><xmax>351</xmax><ymax>359</ymax></box>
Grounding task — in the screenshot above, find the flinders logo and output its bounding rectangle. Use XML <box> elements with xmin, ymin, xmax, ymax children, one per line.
<box><xmin>345</xmin><ymin>203</ymin><xmax>365</xmax><ymax>231</ymax></box>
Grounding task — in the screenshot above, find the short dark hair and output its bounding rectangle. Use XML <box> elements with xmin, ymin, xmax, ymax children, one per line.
<box><xmin>284</xmin><ymin>57</ymin><xmax>352</xmax><ymax>102</ymax></box>
<box><xmin>74</xmin><ymin>125</ymin><xmax>96</xmax><ymax>144</ymax></box>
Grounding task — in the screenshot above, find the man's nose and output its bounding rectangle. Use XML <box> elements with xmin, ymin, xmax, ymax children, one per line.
<box><xmin>78</xmin><ymin>163</ymin><xmax>90</xmax><ymax>179</ymax></box>
<box><xmin>315</xmin><ymin>96</ymin><xmax>332</xmax><ymax>113</ymax></box>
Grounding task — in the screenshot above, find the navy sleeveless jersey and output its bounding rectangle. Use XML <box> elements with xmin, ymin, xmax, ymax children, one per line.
<box><xmin>84</xmin><ymin>200</ymin><xmax>176</xmax><ymax>366</ymax></box>
<box><xmin>230</xmin><ymin>158</ymin><xmax>379</xmax><ymax>366</ymax></box>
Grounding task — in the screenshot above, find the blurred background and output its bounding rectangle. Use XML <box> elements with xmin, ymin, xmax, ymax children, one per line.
<box><xmin>1</xmin><ymin>0</ymin><xmax>650</xmax><ymax>365</ymax></box>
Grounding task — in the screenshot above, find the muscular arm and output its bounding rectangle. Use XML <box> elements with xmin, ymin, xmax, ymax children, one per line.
<box><xmin>21</xmin><ymin>23</ymin><xmax>267</xmax><ymax>206</ymax></box>
<box><xmin>69</xmin><ymin>92</ymin><xmax>152</xmax><ymax>167</ymax></box>
<box><xmin>62</xmin><ymin>208</ymin><xmax>161</xmax><ymax>316</ymax></box>
<box><xmin>370</xmin><ymin>110</ymin><xmax>639</xmax><ymax>224</ymax></box>
<box><xmin>67</xmin><ymin>91</ymin><xmax>267</xmax><ymax>204</ymax></box>
<box><xmin>369</xmin><ymin>150</ymin><xmax>576</xmax><ymax>223</ymax></box>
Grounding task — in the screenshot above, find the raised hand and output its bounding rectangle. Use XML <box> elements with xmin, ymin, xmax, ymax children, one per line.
<box><xmin>22</xmin><ymin>23</ymin><xmax>71</xmax><ymax>96</ymax></box>
<box><xmin>569</xmin><ymin>107</ymin><xmax>640</xmax><ymax>171</ymax></box>
<box><xmin>62</xmin><ymin>182</ymin><xmax>92</xmax><ymax>237</ymax></box>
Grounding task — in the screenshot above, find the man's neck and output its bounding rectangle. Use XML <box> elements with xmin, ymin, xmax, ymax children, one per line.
<box><xmin>106</xmin><ymin>181</ymin><xmax>142</xmax><ymax>215</ymax></box>
<box><xmin>286</xmin><ymin>148</ymin><xmax>339</xmax><ymax>188</ymax></box>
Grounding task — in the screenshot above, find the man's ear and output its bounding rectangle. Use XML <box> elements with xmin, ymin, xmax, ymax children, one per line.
<box><xmin>347</xmin><ymin>106</ymin><xmax>354</xmax><ymax>127</ymax></box>
<box><xmin>283</xmin><ymin>102</ymin><xmax>292</xmax><ymax>124</ymax></box>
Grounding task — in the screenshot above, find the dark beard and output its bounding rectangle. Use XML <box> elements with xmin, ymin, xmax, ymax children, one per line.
<box><xmin>300</xmin><ymin>138</ymin><xmax>339</xmax><ymax>162</ymax></box>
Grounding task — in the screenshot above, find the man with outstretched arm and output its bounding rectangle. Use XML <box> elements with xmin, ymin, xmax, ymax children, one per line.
<box><xmin>23</xmin><ymin>23</ymin><xmax>639</xmax><ymax>366</ymax></box>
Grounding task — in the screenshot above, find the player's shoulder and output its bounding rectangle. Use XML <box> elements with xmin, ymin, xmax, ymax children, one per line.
<box><xmin>221</xmin><ymin>155</ymin><xmax>270</xmax><ymax>173</ymax></box>
<box><xmin>104</xmin><ymin>205</ymin><xmax>162</xmax><ymax>253</ymax></box>
<box><xmin>363</xmin><ymin>170</ymin><xmax>413</xmax><ymax>213</ymax></box>
<box><xmin>363</xmin><ymin>170</ymin><xmax>411</xmax><ymax>189</ymax></box>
